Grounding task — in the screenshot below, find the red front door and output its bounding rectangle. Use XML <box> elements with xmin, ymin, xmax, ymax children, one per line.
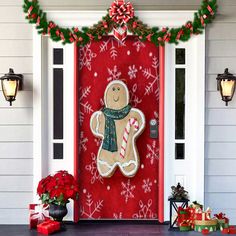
<box><xmin>77</xmin><ymin>36</ymin><xmax>160</xmax><ymax>220</ymax></box>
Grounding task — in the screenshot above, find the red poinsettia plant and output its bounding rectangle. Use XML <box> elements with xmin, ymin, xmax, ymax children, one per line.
<box><xmin>37</xmin><ymin>170</ymin><xmax>79</xmax><ymax>206</ymax></box>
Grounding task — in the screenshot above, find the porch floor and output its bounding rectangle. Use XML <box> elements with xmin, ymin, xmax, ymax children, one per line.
<box><xmin>0</xmin><ymin>222</ymin><xmax>224</xmax><ymax>236</ymax></box>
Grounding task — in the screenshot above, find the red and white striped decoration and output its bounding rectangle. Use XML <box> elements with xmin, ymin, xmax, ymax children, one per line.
<box><xmin>113</xmin><ymin>25</ymin><xmax>128</xmax><ymax>41</ymax></box>
<box><xmin>120</xmin><ymin>118</ymin><xmax>139</xmax><ymax>158</ymax></box>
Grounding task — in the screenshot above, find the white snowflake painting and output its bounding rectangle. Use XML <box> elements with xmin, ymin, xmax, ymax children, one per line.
<box><xmin>128</xmin><ymin>65</ymin><xmax>138</xmax><ymax>80</ymax></box>
<box><xmin>113</xmin><ymin>212</ymin><xmax>123</xmax><ymax>219</ymax></box>
<box><xmin>130</xmin><ymin>83</ymin><xmax>142</xmax><ymax>107</ymax></box>
<box><xmin>100</xmin><ymin>37</ymin><xmax>126</xmax><ymax>60</ymax></box>
<box><xmin>132</xmin><ymin>38</ymin><xmax>146</xmax><ymax>52</ymax></box>
<box><xmin>107</xmin><ymin>65</ymin><xmax>122</xmax><ymax>82</ymax></box>
<box><xmin>85</xmin><ymin>153</ymin><xmax>104</xmax><ymax>185</ymax></box>
<box><xmin>132</xmin><ymin>199</ymin><xmax>157</xmax><ymax>219</ymax></box>
<box><xmin>146</xmin><ymin>140</ymin><xmax>159</xmax><ymax>165</ymax></box>
<box><xmin>79</xmin><ymin>131</ymin><xmax>88</xmax><ymax>153</ymax></box>
<box><xmin>142</xmin><ymin>55</ymin><xmax>160</xmax><ymax>99</ymax></box>
<box><xmin>79</xmin><ymin>43</ymin><xmax>97</xmax><ymax>71</ymax></box>
<box><xmin>142</xmin><ymin>178</ymin><xmax>153</xmax><ymax>193</ymax></box>
<box><xmin>79</xmin><ymin>86</ymin><xmax>94</xmax><ymax>125</ymax></box>
<box><xmin>80</xmin><ymin>192</ymin><xmax>104</xmax><ymax>219</ymax></box>
<box><xmin>121</xmin><ymin>179</ymin><xmax>136</xmax><ymax>204</ymax></box>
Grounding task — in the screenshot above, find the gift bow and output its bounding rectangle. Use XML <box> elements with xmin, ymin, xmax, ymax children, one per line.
<box><xmin>195</xmin><ymin>207</ymin><xmax>211</xmax><ymax>220</ymax></box>
<box><xmin>30</xmin><ymin>205</ymin><xmax>49</xmax><ymax>221</ymax></box>
<box><xmin>214</xmin><ymin>212</ymin><xmax>227</xmax><ymax>220</ymax></box>
<box><xmin>109</xmin><ymin>0</ymin><xmax>134</xmax><ymax>25</ymax></box>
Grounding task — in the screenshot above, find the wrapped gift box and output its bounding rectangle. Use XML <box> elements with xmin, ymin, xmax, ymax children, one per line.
<box><xmin>194</xmin><ymin>208</ymin><xmax>211</xmax><ymax>221</ymax></box>
<box><xmin>179</xmin><ymin>221</ymin><xmax>191</xmax><ymax>232</ymax></box>
<box><xmin>29</xmin><ymin>204</ymin><xmax>50</xmax><ymax>229</ymax></box>
<box><xmin>194</xmin><ymin>219</ymin><xmax>218</xmax><ymax>233</ymax></box>
<box><xmin>37</xmin><ymin>220</ymin><xmax>61</xmax><ymax>235</ymax></box>
<box><xmin>214</xmin><ymin>212</ymin><xmax>229</xmax><ymax>230</ymax></box>
<box><xmin>177</xmin><ymin>207</ymin><xmax>190</xmax><ymax>226</ymax></box>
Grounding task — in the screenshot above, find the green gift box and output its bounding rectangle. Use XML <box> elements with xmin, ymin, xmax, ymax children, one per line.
<box><xmin>194</xmin><ymin>219</ymin><xmax>218</xmax><ymax>233</ymax></box>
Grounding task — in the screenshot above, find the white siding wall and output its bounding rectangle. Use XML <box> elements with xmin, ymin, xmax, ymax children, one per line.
<box><xmin>0</xmin><ymin>0</ymin><xmax>33</xmax><ymax>224</ymax></box>
<box><xmin>0</xmin><ymin>0</ymin><xmax>235</xmax><ymax>224</ymax></box>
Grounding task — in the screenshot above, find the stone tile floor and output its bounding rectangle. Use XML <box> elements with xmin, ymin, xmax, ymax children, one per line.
<box><xmin>0</xmin><ymin>223</ymin><xmax>225</xmax><ymax>236</ymax></box>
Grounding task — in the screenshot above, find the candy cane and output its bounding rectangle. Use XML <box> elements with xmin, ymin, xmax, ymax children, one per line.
<box><xmin>120</xmin><ymin>118</ymin><xmax>139</xmax><ymax>158</ymax></box>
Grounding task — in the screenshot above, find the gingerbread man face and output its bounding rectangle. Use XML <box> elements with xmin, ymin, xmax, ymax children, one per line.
<box><xmin>104</xmin><ymin>81</ymin><xmax>129</xmax><ymax>110</ymax></box>
<box><xmin>90</xmin><ymin>80</ymin><xmax>145</xmax><ymax>178</ymax></box>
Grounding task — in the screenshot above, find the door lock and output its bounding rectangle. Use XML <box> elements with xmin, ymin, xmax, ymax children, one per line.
<box><xmin>150</xmin><ymin>119</ymin><xmax>158</xmax><ymax>139</ymax></box>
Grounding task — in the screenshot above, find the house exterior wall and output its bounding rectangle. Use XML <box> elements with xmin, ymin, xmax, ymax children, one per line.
<box><xmin>0</xmin><ymin>0</ymin><xmax>235</xmax><ymax>224</ymax></box>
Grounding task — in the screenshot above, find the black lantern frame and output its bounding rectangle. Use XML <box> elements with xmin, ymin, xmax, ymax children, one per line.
<box><xmin>0</xmin><ymin>69</ymin><xmax>23</xmax><ymax>106</ymax></box>
<box><xmin>216</xmin><ymin>68</ymin><xmax>236</xmax><ymax>106</ymax></box>
<box><xmin>168</xmin><ymin>198</ymin><xmax>189</xmax><ymax>231</ymax></box>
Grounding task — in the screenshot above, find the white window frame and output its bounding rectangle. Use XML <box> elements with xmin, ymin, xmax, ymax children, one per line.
<box><xmin>33</xmin><ymin>10</ymin><xmax>205</xmax><ymax>222</ymax></box>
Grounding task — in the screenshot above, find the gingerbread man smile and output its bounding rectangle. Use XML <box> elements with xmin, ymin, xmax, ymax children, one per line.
<box><xmin>113</xmin><ymin>96</ymin><xmax>120</xmax><ymax>102</ymax></box>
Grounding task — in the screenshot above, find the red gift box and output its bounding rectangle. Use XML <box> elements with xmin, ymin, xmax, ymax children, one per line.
<box><xmin>29</xmin><ymin>204</ymin><xmax>50</xmax><ymax>229</ymax></box>
<box><xmin>202</xmin><ymin>229</ymin><xmax>209</xmax><ymax>235</ymax></box>
<box><xmin>229</xmin><ymin>226</ymin><xmax>236</xmax><ymax>234</ymax></box>
<box><xmin>37</xmin><ymin>220</ymin><xmax>61</xmax><ymax>235</ymax></box>
<box><xmin>177</xmin><ymin>207</ymin><xmax>190</xmax><ymax>226</ymax></box>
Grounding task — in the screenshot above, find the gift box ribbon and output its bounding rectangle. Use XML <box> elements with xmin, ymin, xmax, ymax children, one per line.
<box><xmin>30</xmin><ymin>205</ymin><xmax>49</xmax><ymax>221</ymax></box>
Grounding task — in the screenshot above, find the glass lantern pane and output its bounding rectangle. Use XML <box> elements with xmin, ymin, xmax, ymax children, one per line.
<box><xmin>221</xmin><ymin>80</ymin><xmax>235</xmax><ymax>97</ymax></box>
<box><xmin>3</xmin><ymin>80</ymin><xmax>17</xmax><ymax>96</ymax></box>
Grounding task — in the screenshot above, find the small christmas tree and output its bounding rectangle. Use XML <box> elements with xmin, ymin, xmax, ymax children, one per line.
<box><xmin>169</xmin><ymin>183</ymin><xmax>189</xmax><ymax>200</ymax></box>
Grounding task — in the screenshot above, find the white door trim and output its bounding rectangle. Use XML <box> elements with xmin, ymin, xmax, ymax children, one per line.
<box><xmin>33</xmin><ymin>10</ymin><xmax>205</xmax><ymax>222</ymax></box>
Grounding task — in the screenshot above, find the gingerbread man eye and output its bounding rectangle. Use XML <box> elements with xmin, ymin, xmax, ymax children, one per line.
<box><xmin>112</xmin><ymin>87</ymin><xmax>116</xmax><ymax>91</ymax></box>
<box><xmin>117</xmin><ymin>87</ymin><xmax>120</xmax><ymax>91</ymax></box>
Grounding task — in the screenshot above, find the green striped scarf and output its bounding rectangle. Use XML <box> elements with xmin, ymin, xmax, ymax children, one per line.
<box><xmin>102</xmin><ymin>104</ymin><xmax>131</xmax><ymax>152</ymax></box>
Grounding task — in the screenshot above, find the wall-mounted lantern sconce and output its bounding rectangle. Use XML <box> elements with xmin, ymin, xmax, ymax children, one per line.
<box><xmin>216</xmin><ymin>68</ymin><xmax>236</xmax><ymax>106</ymax></box>
<box><xmin>0</xmin><ymin>69</ymin><xmax>23</xmax><ymax>106</ymax></box>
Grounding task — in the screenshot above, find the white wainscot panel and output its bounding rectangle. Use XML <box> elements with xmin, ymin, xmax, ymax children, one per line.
<box><xmin>207</xmin><ymin>40</ymin><xmax>236</xmax><ymax>57</ymax></box>
<box><xmin>207</xmin><ymin>23</ymin><xmax>236</xmax><ymax>40</ymax></box>
<box><xmin>0</xmin><ymin>40</ymin><xmax>32</xmax><ymax>57</ymax></box>
<box><xmin>0</xmin><ymin>7</ymin><xmax>26</xmax><ymax>23</ymax></box>
<box><xmin>0</xmin><ymin>108</ymin><xmax>33</xmax><ymax>125</ymax></box>
<box><xmin>0</xmin><ymin>57</ymin><xmax>32</xmax><ymax>74</ymax></box>
<box><xmin>207</xmin><ymin>57</ymin><xmax>236</xmax><ymax>74</ymax></box>
<box><xmin>0</xmin><ymin>192</ymin><xmax>33</xmax><ymax>208</ymax></box>
<box><xmin>205</xmin><ymin>193</ymin><xmax>236</xmax><ymax>209</ymax></box>
<box><xmin>206</xmin><ymin>74</ymin><xmax>217</xmax><ymax>92</ymax></box>
<box><xmin>0</xmin><ymin>159</ymin><xmax>33</xmax><ymax>175</ymax></box>
<box><xmin>206</xmin><ymin>176</ymin><xmax>236</xmax><ymax>192</ymax></box>
<box><xmin>206</xmin><ymin>126</ymin><xmax>236</xmax><ymax>142</ymax></box>
<box><xmin>0</xmin><ymin>209</ymin><xmax>28</xmax><ymax>224</ymax></box>
<box><xmin>206</xmin><ymin>159</ymin><xmax>236</xmax><ymax>176</ymax></box>
<box><xmin>206</xmin><ymin>142</ymin><xmax>236</xmax><ymax>158</ymax></box>
<box><xmin>0</xmin><ymin>24</ymin><xmax>32</xmax><ymax>40</ymax></box>
<box><xmin>0</xmin><ymin>126</ymin><xmax>32</xmax><ymax>142</ymax></box>
<box><xmin>206</xmin><ymin>109</ymin><xmax>236</xmax><ymax>125</ymax></box>
<box><xmin>0</xmin><ymin>176</ymin><xmax>33</xmax><ymax>191</ymax></box>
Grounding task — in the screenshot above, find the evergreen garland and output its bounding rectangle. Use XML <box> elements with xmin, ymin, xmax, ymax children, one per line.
<box><xmin>23</xmin><ymin>0</ymin><xmax>217</xmax><ymax>47</ymax></box>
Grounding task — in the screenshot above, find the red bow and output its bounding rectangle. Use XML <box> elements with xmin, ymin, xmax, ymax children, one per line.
<box><xmin>48</xmin><ymin>22</ymin><xmax>56</xmax><ymax>35</ymax></box>
<box><xmin>109</xmin><ymin>0</ymin><xmax>134</xmax><ymax>25</ymax></box>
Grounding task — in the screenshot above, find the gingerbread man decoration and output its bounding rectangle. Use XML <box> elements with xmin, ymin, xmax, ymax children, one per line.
<box><xmin>90</xmin><ymin>80</ymin><xmax>145</xmax><ymax>178</ymax></box>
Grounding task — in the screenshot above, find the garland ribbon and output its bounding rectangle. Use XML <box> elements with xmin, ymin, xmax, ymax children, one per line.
<box><xmin>23</xmin><ymin>0</ymin><xmax>218</xmax><ymax>47</ymax></box>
